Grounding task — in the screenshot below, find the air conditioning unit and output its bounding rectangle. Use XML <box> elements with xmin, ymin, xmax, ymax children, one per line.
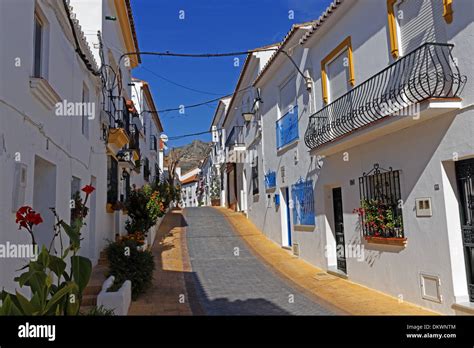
<box><xmin>292</xmin><ymin>242</ymin><xmax>300</xmax><ymax>257</ymax></box>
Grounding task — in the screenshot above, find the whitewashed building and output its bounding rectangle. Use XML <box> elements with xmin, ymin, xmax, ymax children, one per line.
<box><xmin>231</xmin><ymin>0</ymin><xmax>474</xmax><ymax>314</ymax></box>
<box><xmin>0</xmin><ymin>0</ymin><xmax>141</xmax><ymax>292</ymax></box>
<box><xmin>209</xmin><ymin>97</ymin><xmax>231</xmax><ymax>207</ymax></box>
<box><xmin>130</xmin><ymin>78</ymin><xmax>165</xmax><ymax>188</ymax></box>
<box><xmin>221</xmin><ymin>45</ymin><xmax>278</xmax><ymax>213</ymax></box>
<box><xmin>180</xmin><ymin>167</ymin><xmax>200</xmax><ymax>208</ymax></box>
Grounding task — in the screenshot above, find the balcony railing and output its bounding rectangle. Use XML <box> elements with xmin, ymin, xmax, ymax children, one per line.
<box><xmin>129</xmin><ymin>124</ymin><xmax>140</xmax><ymax>152</ymax></box>
<box><xmin>225</xmin><ymin>126</ymin><xmax>245</xmax><ymax>148</ymax></box>
<box><xmin>304</xmin><ymin>43</ymin><xmax>466</xmax><ymax>150</ymax></box>
<box><xmin>264</xmin><ymin>171</ymin><xmax>276</xmax><ymax>190</ymax></box>
<box><xmin>276</xmin><ymin>106</ymin><xmax>299</xmax><ymax>149</ymax></box>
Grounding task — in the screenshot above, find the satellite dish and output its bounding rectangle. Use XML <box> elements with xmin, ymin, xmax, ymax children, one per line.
<box><xmin>160</xmin><ymin>134</ymin><xmax>169</xmax><ymax>142</ymax></box>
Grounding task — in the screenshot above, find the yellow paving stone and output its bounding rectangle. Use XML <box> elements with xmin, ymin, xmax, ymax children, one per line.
<box><xmin>217</xmin><ymin>207</ymin><xmax>438</xmax><ymax>316</ymax></box>
<box><xmin>128</xmin><ymin>210</ymin><xmax>193</xmax><ymax>316</ymax></box>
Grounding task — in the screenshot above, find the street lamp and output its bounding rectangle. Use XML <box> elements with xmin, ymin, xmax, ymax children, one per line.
<box><xmin>242</xmin><ymin>112</ymin><xmax>254</xmax><ymax>123</ymax></box>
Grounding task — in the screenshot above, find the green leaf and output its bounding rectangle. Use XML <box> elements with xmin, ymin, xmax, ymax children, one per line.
<box><xmin>37</xmin><ymin>246</ymin><xmax>50</xmax><ymax>268</ymax></box>
<box><xmin>0</xmin><ymin>294</ymin><xmax>22</xmax><ymax>315</ymax></box>
<box><xmin>43</xmin><ymin>281</ymin><xmax>77</xmax><ymax>315</ymax></box>
<box><xmin>48</xmin><ymin>255</ymin><xmax>66</xmax><ymax>279</ymax></box>
<box><xmin>15</xmin><ymin>290</ymin><xmax>35</xmax><ymax>315</ymax></box>
<box><xmin>71</xmin><ymin>256</ymin><xmax>92</xmax><ymax>294</ymax></box>
<box><xmin>60</xmin><ymin>221</ymin><xmax>81</xmax><ymax>251</ymax></box>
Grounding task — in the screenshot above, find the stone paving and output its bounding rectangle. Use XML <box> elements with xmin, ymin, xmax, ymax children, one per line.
<box><xmin>183</xmin><ymin>207</ymin><xmax>336</xmax><ymax>315</ymax></box>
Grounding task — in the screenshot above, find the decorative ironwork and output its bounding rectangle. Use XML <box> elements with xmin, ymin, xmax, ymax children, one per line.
<box><xmin>143</xmin><ymin>157</ymin><xmax>151</xmax><ymax>182</ymax></box>
<box><xmin>225</xmin><ymin>126</ymin><xmax>245</xmax><ymax>148</ymax></box>
<box><xmin>276</xmin><ymin>106</ymin><xmax>299</xmax><ymax>149</ymax></box>
<box><xmin>358</xmin><ymin>164</ymin><xmax>403</xmax><ymax>238</ymax></box>
<box><xmin>264</xmin><ymin>170</ymin><xmax>276</xmax><ymax>190</ymax></box>
<box><xmin>291</xmin><ymin>178</ymin><xmax>315</xmax><ymax>226</ymax></box>
<box><xmin>455</xmin><ymin>158</ymin><xmax>474</xmax><ymax>302</ymax></box>
<box><xmin>252</xmin><ymin>156</ymin><xmax>259</xmax><ymax>195</ymax></box>
<box><xmin>305</xmin><ymin>43</ymin><xmax>466</xmax><ymax>149</ymax></box>
<box><xmin>129</xmin><ymin>124</ymin><xmax>140</xmax><ymax>153</ymax></box>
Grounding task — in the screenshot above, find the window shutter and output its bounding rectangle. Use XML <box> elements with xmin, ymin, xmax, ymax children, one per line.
<box><xmin>396</xmin><ymin>0</ymin><xmax>446</xmax><ymax>55</ymax></box>
<box><xmin>326</xmin><ymin>49</ymin><xmax>350</xmax><ymax>102</ymax></box>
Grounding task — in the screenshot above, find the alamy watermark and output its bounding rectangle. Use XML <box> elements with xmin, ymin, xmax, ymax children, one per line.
<box><xmin>55</xmin><ymin>100</ymin><xmax>95</xmax><ymax>120</ymax></box>
<box><xmin>0</xmin><ymin>242</ymin><xmax>38</xmax><ymax>260</ymax></box>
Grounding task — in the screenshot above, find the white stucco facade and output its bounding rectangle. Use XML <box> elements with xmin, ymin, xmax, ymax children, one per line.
<box><xmin>220</xmin><ymin>0</ymin><xmax>474</xmax><ymax>314</ymax></box>
<box><xmin>0</xmin><ymin>0</ymin><xmax>147</xmax><ymax>293</ymax></box>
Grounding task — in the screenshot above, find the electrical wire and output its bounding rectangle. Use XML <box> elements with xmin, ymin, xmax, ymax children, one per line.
<box><xmin>139</xmin><ymin>65</ymin><xmax>224</xmax><ymax>96</ymax></box>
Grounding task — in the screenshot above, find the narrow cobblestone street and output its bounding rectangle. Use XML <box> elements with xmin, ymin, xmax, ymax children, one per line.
<box><xmin>183</xmin><ymin>207</ymin><xmax>337</xmax><ymax>315</ymax></box>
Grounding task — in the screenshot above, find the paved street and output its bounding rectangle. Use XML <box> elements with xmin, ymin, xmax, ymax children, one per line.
<box><xmin>183</xmin><ymin>207</ymin><xmax>335</xmax><ymax>315</ymax></box>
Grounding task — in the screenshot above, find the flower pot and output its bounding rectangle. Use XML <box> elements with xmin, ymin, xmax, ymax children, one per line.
<box><xmin>97</xmin><ymin>276</ymin><xmax>132</xmax><ymax>315</ymax></box>
<box><xmin>211</xmin><ymin>199</ymin><xmax>220</xmax><ymax>206</ymax></box>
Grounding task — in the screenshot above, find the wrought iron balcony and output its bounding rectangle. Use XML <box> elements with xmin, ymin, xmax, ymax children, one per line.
<box><xmin>304</xmin><ymin>43</ymin><xmax>466</xmax><ymax>150</ymax></box>
<box><xmin>225</xmin><ymin>126</ymin><xmax>245</xmax><ymax>149</ymax></box>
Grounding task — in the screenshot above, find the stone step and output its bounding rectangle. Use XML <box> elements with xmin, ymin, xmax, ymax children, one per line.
<box><xmin>81</xmin><ymin>294</ymin><xmax>97</xmax><ymax>307</ymax></box>
<box><xmin>83</xmin><ymin>284</ymin><xmax>102</xmax><ymax>296</ymax></box>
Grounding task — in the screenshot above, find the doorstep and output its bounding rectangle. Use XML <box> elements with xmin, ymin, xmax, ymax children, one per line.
<box><xmin>327</xmin><ymin>266</ymin><xmax>348</xmax><ymax>279</ymax></box>
<box><xmin>452</xmin><ymin>302</ymin><xmax>474</xmax><ymax>315</ymax></box>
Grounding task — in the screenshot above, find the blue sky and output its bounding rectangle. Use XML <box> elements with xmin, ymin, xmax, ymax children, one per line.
<box><xmin>131</xmin><ymin>0</ymin><xmax>332</xmax><ymax>147</ymax></box>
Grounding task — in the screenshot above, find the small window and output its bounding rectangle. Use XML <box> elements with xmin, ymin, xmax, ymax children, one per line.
<box><xmin>357</xmin><ymin>165</ymin><xmax>404</xmax><ymax>238</ymax></box>
<box><xmin>326</xmin><ymin>49</ymin><xmax>351</xmax><ymax>103</ymax></box>
<box><xmin>82</xmin><ymin>83</ymin><xmax>89</xmax><ymax>138</ymax></box>
<box><xmin>70</xmin><ymin>176</ymin><xmax>81</xmax><ymax>223</ymax></box>
<box><xmin>107</xmin><ymin>156</ymin><xmax>118</xmax><ymax>204</ymax></box>
<box><xmin>33</xmin><ymin>13</ymin><xmax>43</xmax><ymax>78</ymax></box>
<box><xmin>252</xmin><ymin>157</ymin><xmax>259</xmax><ymax>195</ymax></box>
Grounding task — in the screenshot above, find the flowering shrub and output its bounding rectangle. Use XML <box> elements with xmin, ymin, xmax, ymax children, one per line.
<box><xmin>353</xmin><ymin>199</ymin><xmax>403</xmax><ymax>238</ymax></box>
<box><xmin>124</xmin><ymin>185</ymin><xmax>166</xmax><ymax>235</ymax></box>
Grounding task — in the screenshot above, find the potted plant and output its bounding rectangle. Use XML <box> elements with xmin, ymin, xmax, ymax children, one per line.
<box><xmin>353</xmin><ymin>199</ymin><xmax>406</xmax><ymax>245</ymax></box>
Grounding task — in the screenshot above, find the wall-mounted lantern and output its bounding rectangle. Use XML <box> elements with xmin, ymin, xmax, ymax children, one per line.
<box><xmin>242</xmin><ymin>112</ymin><xmax>254</xmax><ymax>123</ymax></box>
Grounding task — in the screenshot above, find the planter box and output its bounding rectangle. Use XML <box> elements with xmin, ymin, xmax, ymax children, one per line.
<box><xmin>211</xmin><ymin>199</ymin><xmax>220</xmax><ymax>206</ymax></box>
<box><xmin>364</xmin><ymin>236</ymin><xmax>407</xmax><ymax>246</ymax></box>
<box><xmin>97</xmin><ymin>276</ymin><xmax>132</xmax><ymax>315</ymax></box>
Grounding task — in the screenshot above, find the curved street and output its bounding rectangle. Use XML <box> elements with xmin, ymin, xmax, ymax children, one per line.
<box><xmin>183</xmin><ymin>207</ymin><xmax>335</xmax><ymax>315</ymax></box>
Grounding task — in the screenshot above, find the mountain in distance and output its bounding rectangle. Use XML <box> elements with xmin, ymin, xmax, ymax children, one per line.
<box><xmin>169</xmin><ymin>139</ymin><xmax>212</xmax><ymax>173</ymax></box>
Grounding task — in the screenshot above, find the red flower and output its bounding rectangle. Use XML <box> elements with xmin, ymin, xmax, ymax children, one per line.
<box><xmin>15</xmin><ymin>206</ymin><xmax>43</xmax><ymax>228</ymax></box>
<box><xmin>81</xmin><ymin>185</ymin><xmax>95</xmax><ymax>195</ymax></box>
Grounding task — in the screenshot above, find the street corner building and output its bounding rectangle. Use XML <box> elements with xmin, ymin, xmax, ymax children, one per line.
<box><xmin>201</xmin><ymin>0</ymin><xmax>474</xmax><ymax>314</ymax></box>
<box><xmin>0</xmin><ymin>0</ymin><xmax>165</xmax><ymax>293</ymax></box>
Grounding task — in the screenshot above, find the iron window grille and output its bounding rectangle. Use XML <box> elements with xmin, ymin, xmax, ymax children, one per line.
<box><xmin>305</xmin><ymin>43</ymin><xmax>466</xmax><ymax>149</ymax></box>
<box><xmin>107</xmin><ymin>156</ymin><xmax>118</xmax><ymax>204</ymax></box>
<box><xmin>143</xmin><ymin>158</ymin><xmax>150</xmax><ymax>182</ymax></box>
<box><xmin>358</xmin><ymin>164</ymin><xmax>404</xmax><ymax>238</ymax></box>
<box><xmin>276</xmin><ymin>105</ymin><xmax>299</xmax><ymax>149</ymax></box>
<box><xmin>252</xmin><ymin>157</ymin><xmax>259</xmax><ymax>195</ymax></box>
<box><xmin>291</xmin><ymin>178</ymin><xmax>315</xmax><ymax>226</ymax></box>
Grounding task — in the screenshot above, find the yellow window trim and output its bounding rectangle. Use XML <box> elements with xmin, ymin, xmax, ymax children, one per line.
<box><xmin>320</xmin><ymin>36</ymin><xmax>355</xmax><ymax>105</ymax></box>
<box><xmin>443</xmin><ymin>0</ymin><xmax>453</xmax><ymax>24</ymax></box>
<box><xmin>388</xmin><ymin>0</ymin><xmax>453</xmax><ymax>59</ymax></box>
<box><xmin>387</xmin><ymin>0</ymin><xmax>399</xmax><ymax>59</ymax></box>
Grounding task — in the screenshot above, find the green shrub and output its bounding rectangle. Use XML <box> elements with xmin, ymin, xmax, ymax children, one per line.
<box><xmin>106</xmin><ymin>240</ymin><xmax>155</xmax><ymax>300</ymax></box>
<box><xmin>80</xmin><ymin>305</ymin><xmax>115</xmax><ymax>316</ymax></box>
